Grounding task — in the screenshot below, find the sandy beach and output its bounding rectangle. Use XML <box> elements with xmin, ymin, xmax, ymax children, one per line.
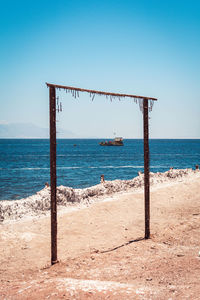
<box><xmin>0</xmin><ymin>169</ymin><xmax>200</xmax><ymax>299</ymax></box>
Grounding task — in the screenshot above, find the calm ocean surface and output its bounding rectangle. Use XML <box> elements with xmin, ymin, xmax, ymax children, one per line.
<box><xmin>0</xmin><ymin>139</ymin><xmax>199</xmax><ymax>201</ymax></box>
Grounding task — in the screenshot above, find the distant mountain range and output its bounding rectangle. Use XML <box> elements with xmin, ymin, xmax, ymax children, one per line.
<box><xmin>0</xmin><ymin>123</ymin><xmax>78</xmax><ymax>138</ymax></box>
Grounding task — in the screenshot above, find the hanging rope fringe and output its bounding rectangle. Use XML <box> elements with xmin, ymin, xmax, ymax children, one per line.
<box><xmin>149</xmin><ymin>99</ymin><xmax>154</xmax><ymax>112</ymax></box>
<box><xmin>50</xmin><ymin>83</ymin><xmax>156</xmax><ymax>114</ymax></box>
<box><xmin>55</xmin><ymin>96</ymin><xmax>63</xmax><ymax>113</ymax></box>
<box><xmin>138</xmin><ymin>99</ymin><xmax>143</xmax><ymax>113</ymax></box>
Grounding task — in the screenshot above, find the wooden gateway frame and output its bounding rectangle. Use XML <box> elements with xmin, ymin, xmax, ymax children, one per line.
<box><xmin>46</xmin><ymin>82</ymin><xmax>157</xmax><ymax>265</ymax></box>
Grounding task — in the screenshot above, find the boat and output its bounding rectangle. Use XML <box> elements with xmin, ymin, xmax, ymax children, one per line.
<box><xmin>99</xmin><ymin>137</ymin><xmax>124</xmax><ymax>146</ymax></box>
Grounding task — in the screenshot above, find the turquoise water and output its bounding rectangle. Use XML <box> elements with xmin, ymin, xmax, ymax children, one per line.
<box><xmin>0</xmin><ymin>139</ymin><xmax>199</xmax><ymax>200</ymax></box>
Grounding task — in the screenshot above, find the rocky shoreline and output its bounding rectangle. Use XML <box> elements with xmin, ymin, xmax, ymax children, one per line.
<box><xmin>0</xmin><ymin>168</ymin><xmax>199</xmax><ymax>222</ymax></box>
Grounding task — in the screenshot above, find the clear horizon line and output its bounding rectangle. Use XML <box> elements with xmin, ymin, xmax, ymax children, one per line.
<box><xmin>0</xmin><ymin>137</ymin><xmax>199</xmax><ymax>140</ymax></box>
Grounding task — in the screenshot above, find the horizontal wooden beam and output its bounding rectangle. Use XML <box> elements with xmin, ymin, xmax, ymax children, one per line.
<box><xmin>46</xmin><ymin>82</ymin><xmax>157</xmax><ymax>101</ymax></box>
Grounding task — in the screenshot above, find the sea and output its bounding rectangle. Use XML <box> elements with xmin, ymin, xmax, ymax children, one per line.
<box><xmin>0</xmin><ymin>139</ymin><xmax>199</xmax><ymax>201</ymax></box>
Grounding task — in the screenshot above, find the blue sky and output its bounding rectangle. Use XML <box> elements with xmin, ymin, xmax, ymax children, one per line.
<box><xmin>0</xmin><ymin>0</ymin><xmax>199</xmax><ymax>138</ymax></box>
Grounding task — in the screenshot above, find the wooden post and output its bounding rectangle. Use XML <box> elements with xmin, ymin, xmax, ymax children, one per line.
<box><xmin>143</xmin><ymin>99</ymin><xmax>150</xmax><ymax>239</ymax></box>
<box><xmin>49</xmin><ymin>86</ymin><xmax>58</xmax><ymax>264</ymax></box>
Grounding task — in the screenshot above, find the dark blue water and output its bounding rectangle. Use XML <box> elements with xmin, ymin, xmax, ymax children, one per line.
<box><xmin>0</xmin><ymin>139</ymin><xmax>199</xmax><ymax>201</ymax></box>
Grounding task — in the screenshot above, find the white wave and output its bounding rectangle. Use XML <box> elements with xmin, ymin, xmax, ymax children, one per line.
<box><xmin>150</xmin><ymin>166</ymin><xmax>166</xmax><ymax>168</ymax></box>
<box><xmin>12</xmin><ymin>167</ymin><xmax>49</xmax><ymax>170</ymax></box>
<box><xmin>1</xmin><ymin>165</ymin><xmax>166</xmax><ymax>171</ymax></box>
<box><xmin>89</xmin><ymin>165</ymin><xmax>143</xmax><ymax>169</ymax></box>
<box><xmin>14</xmin><ymin>155</ymin><xmax>49</xmax><ymax>157</ymax></box>
<box><xmin>58</xmin><ymin>167</ymin><xmax>82</xmax><ymax>169</ymax></box>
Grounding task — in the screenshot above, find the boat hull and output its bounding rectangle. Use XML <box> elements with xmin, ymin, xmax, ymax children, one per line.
<box><xmin>99</xmin><ymin>142</ymin><xmax>123</xmax><ymax>146</ymax></box>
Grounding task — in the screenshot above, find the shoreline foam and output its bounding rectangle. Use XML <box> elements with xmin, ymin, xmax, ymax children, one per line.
<box><xmin>0</xmin><ymin>168</ymin><xmax>199</xmax><ymax>222</ymax></box>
